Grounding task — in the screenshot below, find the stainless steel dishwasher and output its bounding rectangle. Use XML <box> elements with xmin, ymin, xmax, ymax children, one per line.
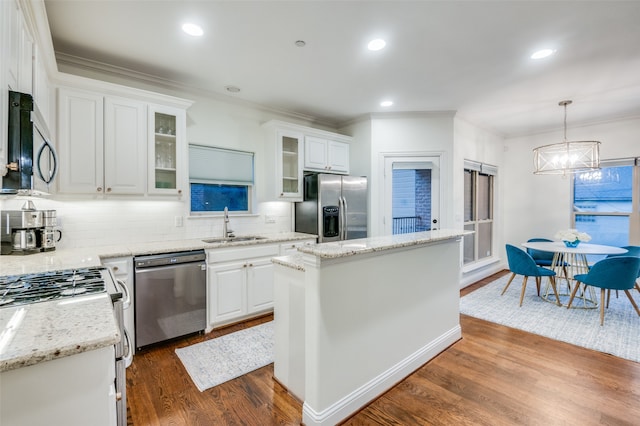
<box><xmin>134</xmin><ymin>250</ymin><xmax>206</xmax><ymax>349</ymax></box>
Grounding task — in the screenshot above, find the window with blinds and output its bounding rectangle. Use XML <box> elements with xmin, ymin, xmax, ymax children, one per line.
<box><xmin>189</xmin><ymin>144</ymin><xmax>254</xmax><ymax>213</ymax></box>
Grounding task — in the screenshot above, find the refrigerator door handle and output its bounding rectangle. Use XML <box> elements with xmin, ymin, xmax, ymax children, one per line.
<box><xmin>340</xmin><ymin>196</ymin><xmax>348</xmax><ymax>240</ymax></box>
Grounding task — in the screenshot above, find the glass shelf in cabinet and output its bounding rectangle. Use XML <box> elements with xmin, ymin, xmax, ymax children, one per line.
<box><xmin>155</xmin><ymin>133</ymin><xmax>176</xmax><ymax>140</ymax></box>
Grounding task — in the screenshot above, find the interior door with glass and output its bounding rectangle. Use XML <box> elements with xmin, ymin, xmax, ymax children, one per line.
<box><xmin>383</xmin><ymin>155</ymin><xmax>441</xmax><ymax>235</ymax></box>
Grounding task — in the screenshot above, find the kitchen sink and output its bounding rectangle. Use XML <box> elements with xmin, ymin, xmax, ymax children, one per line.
<box><xmin>202</xmin><ymin>236</ymin><xmax>267</xmax><ymax>244</ymax></box>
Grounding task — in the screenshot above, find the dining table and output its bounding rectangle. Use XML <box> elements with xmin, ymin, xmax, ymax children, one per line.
<box><xmin>521</xmin><ymin>241</ymin><xmax>628</xmax><ymax>308</ymax></box>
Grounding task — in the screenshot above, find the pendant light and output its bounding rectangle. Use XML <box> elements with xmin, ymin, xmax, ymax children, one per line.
<box><xmin>533</xmin><ymin>100</ymin><xmax>601</xmax><ymax>175</ymax></box>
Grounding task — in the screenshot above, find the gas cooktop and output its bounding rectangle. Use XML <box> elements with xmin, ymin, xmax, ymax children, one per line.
<box><xmin>0</xmin><ymin>267</ymin><xmax>108</xmax><ymax>308</ymax></box>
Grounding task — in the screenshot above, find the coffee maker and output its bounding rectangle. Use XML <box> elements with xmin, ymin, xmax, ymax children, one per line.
<box><xmin>0</xmin><ymin>203</ymin><xmax>62</xmax><ymax>255</ymax></box>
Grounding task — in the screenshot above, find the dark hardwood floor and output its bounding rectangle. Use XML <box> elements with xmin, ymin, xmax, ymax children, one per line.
<box><xmin>127</xmin><ymin>271</ymin><xmax>640</xmax><ymax>425</ymax></box>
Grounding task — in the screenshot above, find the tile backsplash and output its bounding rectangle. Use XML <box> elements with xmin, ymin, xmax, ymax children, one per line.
<box><xmin>0</xmin><ymin>197</ymin><xmax>293</xmax><ymax>249</ymax></box>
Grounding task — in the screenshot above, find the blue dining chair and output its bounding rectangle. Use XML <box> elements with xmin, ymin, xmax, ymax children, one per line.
<box><xmin>526</xmin><ymin>238</ymin><xmax>555</xmax><ymax>268</ymax></box>
<box><xmin>606</xmin><ymin>246</ymin><xmax>640</xmax><ymax>294</ymax></box>
<box><xmin>567</xmin><ymin>256</ymin><xmax>640</xmax><ymax>325</ymax></box>
<box><xmin>503</xmin><ymin>244</ymin><xmax>561</xmax><ymax>307</ymax></box>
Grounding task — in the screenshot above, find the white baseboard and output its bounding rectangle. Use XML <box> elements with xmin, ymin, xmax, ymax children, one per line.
<box><xmin>301</xmin><ymin>325</ymin><xmax>462</xmax><ymax>426</ymax></box>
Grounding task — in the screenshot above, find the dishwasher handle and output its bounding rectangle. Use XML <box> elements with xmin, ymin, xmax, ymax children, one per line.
<box><xmin>135</xmin><ymin>261</ymin><xmax>206</xmax><ymax>274</ymax></box>
<box><xmin>134</xmin><ymin>250</ymin><xmax>206</xmax><ymax>269</ymax></box>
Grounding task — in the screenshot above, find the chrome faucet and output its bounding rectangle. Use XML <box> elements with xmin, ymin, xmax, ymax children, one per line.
<box><xmin>223</xmin><ymin>207</ymin><xmax>234</xmax><ymax>239</ymax></box>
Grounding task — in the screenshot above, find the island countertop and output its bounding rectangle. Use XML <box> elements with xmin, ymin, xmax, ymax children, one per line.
<box><xmin>297</xmin><ymin>229</ymin><xmax>470</xmax><ymax>259</ymax></box>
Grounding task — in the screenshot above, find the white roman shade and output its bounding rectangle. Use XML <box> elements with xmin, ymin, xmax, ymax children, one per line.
<box><xmin>189</xmin><ymin>144</ymin><xmax>254</xmax><ymax>185</ymax></box>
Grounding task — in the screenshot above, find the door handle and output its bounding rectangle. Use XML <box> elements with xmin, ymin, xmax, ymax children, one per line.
<box><xmin>340</xmin><ymin>196</ymin><xmax>348</xmax><ymax>240</ymax></box>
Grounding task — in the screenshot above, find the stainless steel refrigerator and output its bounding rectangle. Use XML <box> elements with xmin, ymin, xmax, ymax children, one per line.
<box><xmin>295</xmin><ymin>173</ymin><xmax>368</xmax><ymax>242</ymax></box>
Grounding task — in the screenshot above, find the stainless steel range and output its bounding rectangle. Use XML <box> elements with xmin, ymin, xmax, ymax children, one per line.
<box><xmin>0</xmin><ymin>266</ymin><xmax>129</xmax><ymax>426</ymax></box>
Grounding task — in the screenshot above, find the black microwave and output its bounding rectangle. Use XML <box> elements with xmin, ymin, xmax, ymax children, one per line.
<box><xmin>3</xmin><ymin>90</ymin><xmax>58</xmax><ymax>194</ymax></box>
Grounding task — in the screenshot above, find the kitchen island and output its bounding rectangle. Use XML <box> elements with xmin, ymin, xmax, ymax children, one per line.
<box><xmin>272</xmin><ymin>230</ymin><xmax>469</xmax><ymax>426</ymax></box>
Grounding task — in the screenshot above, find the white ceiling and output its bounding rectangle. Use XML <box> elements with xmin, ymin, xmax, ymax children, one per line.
<box><xmin>43</xmin><ymin>0</ymin><xmax>640</xmax><ymax>137</ymax></box>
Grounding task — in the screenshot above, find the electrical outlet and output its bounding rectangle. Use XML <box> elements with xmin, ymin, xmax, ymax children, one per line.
<box><xmin>174</xmin><ymin>216</ymin><xmax>183</xmax><ymax>227</ymax></box>
<box><xmin>265</xmin><ymin>215</ymin><xmax>276</xmax><ymax>224</ymax></box>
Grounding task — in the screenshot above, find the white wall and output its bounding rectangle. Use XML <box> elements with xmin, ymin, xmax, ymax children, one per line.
<box><xmin>503</xmin><ymin>116</ymin><xmax>640</xmax><ymax>251</ymax></box>
<box><xmin>365</xmin><ymin>112</ymin><xmax>455</xmax><ymax>237</ymax></box>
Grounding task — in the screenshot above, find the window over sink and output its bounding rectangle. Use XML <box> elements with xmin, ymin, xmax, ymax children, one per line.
<box><xmin>189</xmin><ymin>144</ymin><xmax>254</xmax><ymax>213</ymax></box>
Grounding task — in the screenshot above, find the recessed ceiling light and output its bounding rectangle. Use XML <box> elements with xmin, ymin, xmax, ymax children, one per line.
<box><xmin>368</xmin><ymin>39</ymin><xmax>386</xmax><ymax>51</ymax></box>
<box><xmin>531</xmin><ymin>48</ymin><xmax>555</xmax><ymax>59</ymax></box>
<box><xmin>295</xmin><ymin>40</ymin><xmax>306</xmax><ymax>47</ymax></box>
<box><xmin>182</xmin><ymin>23</ymin><xmax>203</xmax><ymax>37</ymax></box>
<box><xmin>225</xmin><ymin>85</ymin><xmax>241</xmax><ymax>93</ymax></box>
<box><xmin>380</xmin><ymin>100</ymin><xmax>393</xmax><ymax>107</ymax></box>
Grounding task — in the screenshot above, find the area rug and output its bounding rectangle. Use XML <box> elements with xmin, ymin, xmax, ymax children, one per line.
<box><xmin>460</xmin><ymin>274</ymin><xmax>640</xmax><ymax>363</ymax></box>
<box><xmin>175</xmin><ymin>321</ymin><xmax>274</xmax><ymax>391</ymax></box>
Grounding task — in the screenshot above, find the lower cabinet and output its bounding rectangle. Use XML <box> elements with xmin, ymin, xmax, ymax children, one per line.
<box><xmin>207</xmin><ymin>244</ymin><xmax>280</xmax><ymax>328</ymax></box>
<box><xmin>0</xmin><ymin>346</ymin><xmax>116</xmax><ymax>426</ymax></box>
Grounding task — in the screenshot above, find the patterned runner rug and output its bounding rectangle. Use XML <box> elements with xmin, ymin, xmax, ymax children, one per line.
<box><xmin>460</xmin><ymin>274</ymin><xmax>640</xmax><ymax>363</ymax></box>
<box><xmin>175</xmin><ymin>321</ymin><xmax>274</xmax><ymax>391</ymax></box>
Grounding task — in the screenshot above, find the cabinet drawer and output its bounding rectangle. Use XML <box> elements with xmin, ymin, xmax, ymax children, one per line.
<box><xmin>206</xmin><ymin>244</ymin><xmax>279</xmax><ymax>263</ymax></box>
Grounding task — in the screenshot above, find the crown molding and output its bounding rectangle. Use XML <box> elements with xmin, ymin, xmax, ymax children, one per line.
<box><xmin>55</xmin><ymin>52</ymin><xmax>341</xmax><ymax>130</ymax></box>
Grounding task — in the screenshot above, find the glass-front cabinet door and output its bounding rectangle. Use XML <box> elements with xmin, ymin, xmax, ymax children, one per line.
<box><xmin>148</xmin><ymin>105</ymin><xmax>185</xmax><ymax>195</ymax></box>
<box><xmin>277</xmin><ymin>129</ymin><xmax>304</xmax><ymax>199</ymax></box>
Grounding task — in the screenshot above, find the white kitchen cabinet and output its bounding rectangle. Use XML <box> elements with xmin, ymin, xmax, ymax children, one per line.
<box><xmin>57</xmin><ymin>87</ymin><xmax>105</xmax><ymax>193</ymax></box>
<box><xmin>32</xmin><ymin>43</ymin><xmax>52</xmax><ymax>129</ymax></box>
<box><xmin>0</xmin><ymin>346</ymin><xmax>116</xmax><ymax>426</ymax></box>
<box><xmin>304</xmin><ymin>136</ymin><xmax>349</xmax><ymax>174</ymax></box>
<box><xmin>207</xmin><ymin>260</ymin><xmax>246</xmax><ymax>325</ymax></box>
<box><xmin>261</xmin><ymin>122</ymin><xmax>305</xmax><ymax>201</ymax></box>
<box><xmin>246</xmin><ymin>256</ymin><xmax>276</xmax><ymax>314</ymax></box>
<box><xmin>148</xmin><ymin>104</ymin><xmax>186</xmax><ymax>196</ymax></box>
<box><xmin>279</xmin><ymin>238</ymin><xmax>316</xmax><ymax>256</ymax></box>
<box><xmin>57</xmin><ymin>87</ymin><xmax>147</xmax><ymax>194</ymax></box>
<box><xmin>207</xmin><ymin>244</ymin><xmax>280</xmax><ymax>327</ymax></box>
<box><xmin>104</xmin><ymin>96</ymin><xmax>147</xmax><ymax>194</ymax></box>
<box><xmin>4</xmin><ymin>0</ymin><xmax>32</xmax><ymax>94</ymax></box>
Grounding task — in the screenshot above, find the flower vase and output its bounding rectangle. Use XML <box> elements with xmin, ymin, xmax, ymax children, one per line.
<box><xmin>563</xmin><ymin>239</ymin><xmax>580</xmax><ymax>248</ymax></box>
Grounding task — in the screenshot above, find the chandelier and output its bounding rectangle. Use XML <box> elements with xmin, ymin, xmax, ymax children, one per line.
<box><xmin>533</xmin><ymin>100</ymin><xmax>601</xmax><ymax>175</ymax></box>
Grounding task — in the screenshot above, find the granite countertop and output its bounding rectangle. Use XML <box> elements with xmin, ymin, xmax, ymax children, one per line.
<box><xmin>0</xmin><ymin>293</ymin><xmax>119</xmax><ymax>372</ymax></box>
<box><xmin>272</xmin><ymin>254</ymin><xmax>305</xmax><ymax>271</ymax></box>
<box><xmin>0</xmin><ymin>232</ymin><xmax>316</xmax><ymax>276</ymax></box>
<box><xmin>0</xmin><ymin>232</ymin><xmax>315</xmax><ymax>372</ymax></box>
<box><xmin>297</xmin><ymin>229</ymin><xmax>471</xmax><ymax>259</ymax></box>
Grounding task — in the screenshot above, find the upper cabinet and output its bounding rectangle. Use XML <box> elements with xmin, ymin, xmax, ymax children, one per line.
<box><xmin>4</xmin><ymin>0</ymin><xmax>32</xmax><ymax>95</ymax></box>
<box><xmin>148</xmin><ymin>105</ymin><xmax>186</xmax><ymax>196</ymax></box>
<box><xmin>56</xmin><ymin>78</ymin><xmax>192</xmax><ymax>196</ymax></box>
<box><xmin>57</xmin><ymin>87</ymin><xmax>105</xmax><ymax>194</ymax></box>
<box><xmin>260</xmin><ymin>120</ymin><xmax>351</xmax><ymax>202</ymax></box>
<box><xmin>1</xmin><ymin>0</ymin><xmax>37</xmax><ymax>171</ymax></box>
<box><xmin>261</xmin><ymin>122</ymin><xmax>305</xmax><ymax>201</ymax></box>
<box><xmin>104</xmin><ymin>96</ymin><xmax>147</xmax><ymax>194</ymax></box>
<box><xmin>57</xmin><ymin>87</ymin><xmax>147</xmax><ymax>194</ymax></box>
<box><xmin>304</xmin><ymin>136</ymin><xmax>349</xmax><ymax>174</ymax></box>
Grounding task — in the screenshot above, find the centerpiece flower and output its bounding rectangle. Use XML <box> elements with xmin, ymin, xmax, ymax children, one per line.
<box><xmin>554</xmin><ymin>229</ymin><xmax>592</xmax><ymax>248</ymax></box>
